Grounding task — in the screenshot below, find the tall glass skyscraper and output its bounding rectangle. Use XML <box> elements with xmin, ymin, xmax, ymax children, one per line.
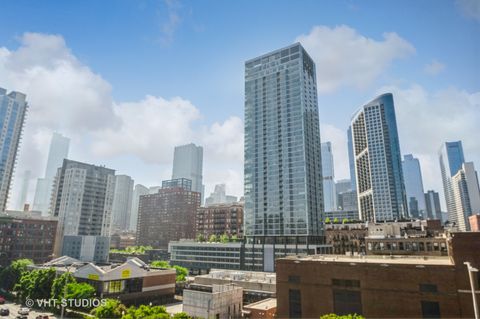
<box><xmin>321</xmin><ymin>142</ymin><xmax>336</xmax><ymax>212</ymax></box>
<box><xmin>244</xmin><ymin>43</ymin><xmax>323</xmax><ymax>241</ymax></box>
<box><xmin>111</xmin><ymin>174</ymin><xmax>134</xmax><ymax>232</ymax></box>
<box><xmin>351</xmin><ymin>93</ymin><xmax>407</xmax><ymax>222</ymax></box>
<box><xmin>347</xmin><ymin>126</ymin><xmax>357</xmax><ymax>191</ymax></box>
<box><xmin>33</xmin><ymin>132</ymin><xmax>70</xmax><ymax>215</ymax></box>
<box><xmin>0</xmin><ymin>87</ymin><xmax>28</xmax><ymax>211</ymax></box>
<box><xmin>172</xmin><ymin>143</ymin><xmax>204</xmax><ymax>203</ymax></box>
<box><xmin>402</xmin><ymin>154</ymin><xmax>426</xmax><ymax>218</ymax></box>
<box><xmin>439</xmin><ymin>141</ymin><xmax>465</xmax><ymax>223</ymax></box>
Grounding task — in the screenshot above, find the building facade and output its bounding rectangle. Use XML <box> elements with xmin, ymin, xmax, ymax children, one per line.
<box><xmin>136</xmin><ymin>178</ymin><xmax>200</xmax><ymax>249</ymax></box>
<box><xmin>276</xmin><ymin>232</ymin><xmax>480</xmax><ymax>318</ymax></box>
<box><xmin>51</xmin><ymin>159</ymin><xmax>116</xmax><ymax>261</ymax></box>
<box><xmin>244</xmin><ymin>43</ymin><xmax>323</xmax><ymax>241</ymax></box>
<box><xmin>205</xmin><ymin>184</ymin><xmax>238</xmax><ymax>206</ymax></box>
<box><xmin>16</xmin><ymin>170</ymin><xmax>31</xmax><ymax>210</ymax></box>
<box><xmin>130</xmin><ymin>184</ymin><xmax>149</xmax><ymax>232</ymax></box>
<box><xmin>336</xmin><ymin>190</ymin><xmax>358</xmax><ymax>213</ymax></box>
<box><xmin>183</xmin><ymin>284</ymin><xmax>243</xmax><ymax>319</ymax></box>
<box><xmin>347</xmin><ymin>126</ymin><xmax>357</xmax><ymax>191</ymax></box>
<box><xmin>0</xmin><ymin>211</ymin><xmax>57</xmax><ymax>266</ymax></box>
<box><xmin>321</xmin><ymin>142</ymin><xmax>336</xmax><ymax>212</ymax></box>
<box><xmin>33</xmin><ymin>132</ymin><xmax>70</xmax><ymax>215</ymax></box>
<box><xmin>111</xmin><ymin>175</ymin><xmax>134</xmax><ymax>232</ymax></box>
<box><xmin>0</xmin><ymin>88</ymin><xmax>28</xmax><ymax>211</ymax></box>
<box><xmin>425</xmin><ymin>190</ymin><xmax>443</xmax><ymax>221</ymax></box>
<box><xmin>195</xmin><ymin>203</ymin><xmax>244</xmax><ymax>239</ymax></box>
<box><xmin>172</xmin><ymin>143</ymin><xmax>204</xmax><ymax>202</ymax></box>
<box><xmin>451</xmin><ymin>162</ymin><xmax>480</xmax><ymax>231</ymax></box>
<box><xmin>351</xmin><ymin>93</ymin><xmax>407</xmax><ymax>222</ymax></box>
<box><xmin>402</xmin><ymin>154</ymin><xmax>426</xmax><ymax>218</ymax></box>
<box><xmin>469</xmin><ymin>214</ymin><xmax>480</xmax><ymax>231</ymax></box>
<box><xmin>439</xmin><ymin>141</ymin><xmax>465</xmax><ymax>224</ymax></box>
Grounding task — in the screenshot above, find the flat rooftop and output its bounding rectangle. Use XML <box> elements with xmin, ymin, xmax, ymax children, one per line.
<box><xmin>198</xmin><ymin>269</ymin><xmax>276</xmax><ymax>283</ymax></box>
<box><xmin>244</xmin><ymin>298</ymin><xmax>277</xmax><ymax>310</ymax></box>
<box><xmin>281</xmin><ymin>254</ymin><xmax>453</xmax><ymax>266</ymax></box>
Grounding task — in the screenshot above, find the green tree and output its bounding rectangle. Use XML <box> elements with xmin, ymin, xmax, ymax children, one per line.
<box><xmin>65</xmin><ymin>282</ymin><xmax>95</xmax><ymax>301</ymax></box>
<box><xmin>196</xmin><ymin>233</ymin><xmax>206</xmax><ymax>242</ymax></box>
<box><xmin>324</xmin><ymin>217</ymin><xmax>331</xmax><ymax>224</ymax></box>
<box><xmin>208</xmin><ymin>234</ymin><xmax>218</xmax><ymax>242</ymax></box>
<box><xmin>320</xmin><ymin>314</ymin><xmax>365</xmax><ymax>319</ymax></box>
<box><xmin>91</xmin><ymin>299</ymin><xmax>126</xmax><ymax>319</ymax></box>
<box><xmin>230</xmin><ymin>234</ymin><xmax>238</xmax><ymax>242</ymax></box>
<box><xmin>0</xmin><ymin>259</ymin><xmax>33</xmax><ymax>291</ymax></box>
<box><xmin>172</xmin><ymin>265</ymin><xmax>188</xmax><ymax>282</ymax></box>
<box><xmin>219</xmin><ymin>234</ymin><xmax>229</xmax><ymax>243</ymax></box>
<box><xmin>150</xmin><ymin>260</ymin><xmax>170</xmax><ymax>268</ymax></box>
<box><xmin>172</xmin><ymin>312</ymin><xmax>192</xmax><ymax>319</ymax></box>
<box><xmin>333</xmin><ymin>217</ymin><xmax>339</xmax><ymax>224</ymax></box>
<box><xmin>342</xmin><ymin>218</ymin><xmax>348</xmax><ymax>224</ymax></box>
<box><xmin>14</xmin><ymin>268</ymin><xmax>56</xmax><ymax>302</ymax></box>
<box><xmin>51</xmin><ymin>272</ymin><xmax>76</xmax><ymax>300</ymax></box>
<box><xmin>123</xmin><ymin>304</ymin><xmax>169</xmax><ymax>319</ymax></box>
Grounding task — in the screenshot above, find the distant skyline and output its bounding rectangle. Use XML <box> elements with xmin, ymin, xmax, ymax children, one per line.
<box><xmin>1</xmin><ymin>0</ymin><xmax>479</xmax><ymax>210</ymax></box>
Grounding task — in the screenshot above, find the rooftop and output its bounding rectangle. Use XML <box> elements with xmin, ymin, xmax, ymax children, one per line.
<box><xmin>199</xmin><ymin>269</ymin><xmax>276</xmax><ymax>284</ymax></box>
<box><xmin>244</xmin><ymin>298</ymin><xmax>277</xmax><ymax>310</ymax></box>
<box><xmin>281</xmin><ymin>254</ymin><xmax>453</xmax><ymax>266</ymax></box>
<box><xmin>0</xmin><ymin>210</ymin><xmax>57</xmax><ymax>221</ymax></box>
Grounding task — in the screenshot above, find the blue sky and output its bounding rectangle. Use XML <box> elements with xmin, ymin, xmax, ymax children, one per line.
<box><xmin>1</xmin><ymin>0</ymin><xmax>479</xmax><ymax>209</ymax></box>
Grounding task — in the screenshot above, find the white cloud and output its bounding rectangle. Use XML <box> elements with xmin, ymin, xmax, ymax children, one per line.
<box><xmin>1</xmin><ymin>32</ymin><xmax>245</xmax><ymax>208</ymax></box>
<box><xmin>424</xmin><ymin>60</ymin><xmax>445</xmax><ymax>75</ymax></box>
<box><xmin>455</xmin><ymin>0</ymin><xmax>480</xmax><ymax>22</ymax></box>
<box><xmin>377</xmin><ymin>84</ymin><xmax>480</xmax><ymax>209</ymax></box>
<box><xmin>296</xmin><ymin>25</ymin><xmax>415</xmax><ymax>93</ymax></box>
<box><xmin>91</xmin><ymin>95</ymin><xmax>201</xmax><ymax>164</ymax></box>
<box><xmin>160</xmin><ymin>0</ymin><xmax>182</xmax><ymax>46</ymax></box>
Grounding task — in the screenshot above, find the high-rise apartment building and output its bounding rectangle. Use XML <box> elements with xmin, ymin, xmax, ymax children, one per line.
<box><xmin>351</xmin><ymin>93</ymin><xmax>407</xmax><ymax>222</ymax></box>
<box><xmin>402</xmin><ymin>154</ymin><xmax>426</xmax><ymax>218</ymax></box>
<box><xmin>0</xmin><ymin>87</ymin><xmax>28</xmax><ymax>211</ymax></box>
<box><xmin>425</xmin><ymin>190</ymin><xmax>442</xmax><ymax>221</ymax></box>
<box><xmin>205</xmin><ymin>184</ymin><xmax>238</xmax><ymax>206</ymax></box>
<box><xmin>439</xmin><ymin>141</ymin><xmax>465</xmax><ymax>224</ymax></box>
<box><xmin>129</xmin><ymin>184</ymin><xmax>149</xmax><ymax>232</ymax></box>
<box><xmin>33</xmin><ymin>132</ymin><xmax>70</xmax><ymax>215</ymax></box>
<box><xmin>321</xmin><ymin>142</ymin><xmax>336</xmax><ymax>212</ymax></box>
<box><xmin>111</xmin><ymin>174</ymin><xmax>134</xmax><ymax>232</ymax></box>
<box><xmin>451</xmin><ymin>162</ymin><xmax>480</xmax><ymax>231</ymax></box>
<box><xmin>51</xmin><ymin>159</ymin><xmax>116</xmax><ymax>262</ymax></box>
<box><xmin>347</xmin><ymin>126</ymin><xmax>357</xmax><ymax>191</ymax></box>
<box><xmin>244</xmin><ymin>43</ymin><xmax>323</xmax><ymax>242</ymax></box>
<box><xmin>136</xmin><ymin>178</ymin><xmax>200</xmax><ymax>248</ymax></box>
<box><xmin>172</xmin><ymin>143</ymin><xmax>204</xmax><ymax>202</ymax></box>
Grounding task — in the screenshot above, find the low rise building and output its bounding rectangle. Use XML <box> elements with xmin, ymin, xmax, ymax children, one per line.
<box><xmin>0</xmin><ymin>211</ymin><xmax>57</xmax><ymax>266</ymax></box>
<box><xmin>325</xmin><ymin>223</ymin><xmax>367</xmax><ymax>255</ymax></box>
<box><xmin>243</xmin><ymin>298</ymin><xmax>277</xmax><ymax>319</ymax></box>
<box><xmin>195</xmin><ymin>203</ymin><xmax>244</xmax><ymax>239</ymax></box>
<box><xmin>276</xmin><ymin>232</ymin><xmax>480</xmax><ymax>318</ymax></box>
<box><xmin>183</xmin><ymin>284</ymin><xmax>243</xmax><ymax>319</ymax></box>
<box><xmin>110</xmin><ymin>233</ymin><xmax>136</xmax><ymax>249</ymax></box>
<box><xmin>33</xmin><ymin>256</ymin><xmax>176</xmax><ymax>305</ymax></box>
<box><xmin>193</xmin><ymin>269</ymin><xmax>275</xmax><ymax>303</ymax></box>
<box><xmin>169</xmin><ymin>240</ymin><xmax>332</xmax><ymax>273</ymax></box>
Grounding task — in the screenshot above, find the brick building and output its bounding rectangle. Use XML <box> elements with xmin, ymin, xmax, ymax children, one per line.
<box><xmin>195</xmin><ymin>203</ymin><xmax>243</xmax><ymax>239</ymax></box>
<box><xmin>0</xmin><ymin>211</ymin><xmax>57</xmax><ymax>266</ymax></box>
<box><xmin>276</xmin><ymin>232</ymin><xmax>480</xmax><ymax>318</ymax></box>
<box><xmin>136</xmin><ymin>178</ymin><xmax>200</xmax><ymax>249</ymax></box>
<box><xmin>469</xmin><ymin>214</ymin><xmax>480</xmax><ymax>231</ymax></box>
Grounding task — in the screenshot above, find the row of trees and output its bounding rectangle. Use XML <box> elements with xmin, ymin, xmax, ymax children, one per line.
<box><xmin>196</xmin><ymin>233</ymin><xmax>240</xmax><ymax>243</ymax></box>
<box><xmin>150</xmin><ymin>261</ymin><xmax>188</xmax><ymax>282</ymax></box>
<box><xmin>0</xmin><ymin>259</ymin><xmax>95</xmax><ymax>311</ymax></box>
<box><xmin>110</xmin><ymin>245</ymin><xmax>154</xmax><ymax>255</ymax></box>
<box><xmin>91</xmin><ymin>299</ymin><xmax>191</xmax><ymax>319</ymax></box>
<box><xmin>323</xmin><ymin>217</ymin><xmax>361</xmax><ymax>224</ymax></box>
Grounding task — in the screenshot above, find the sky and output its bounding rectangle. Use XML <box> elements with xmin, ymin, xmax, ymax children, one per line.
<box><xmin>1</xmin><ymin>0</ymin><xmax>479</xmax><ymax>210</ymax></box>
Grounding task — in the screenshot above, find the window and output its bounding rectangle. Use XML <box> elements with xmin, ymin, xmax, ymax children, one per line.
<box><xmin>421</xmin><ymin>301</ymin><xmax>440</xmax><ymax>318</ymax></box>
<box><xmin>420</xmin><ymin>284</ymin><xmax>438</xmax><ymax>293</ymax></box>
<box><xmin>333</xmin><ymin>290</ymin><xmax>362</xmax><ymax>316</ymax></box>
<box><xmin>332</xmin><ymin>279</ymin><xmax>360</xmax><ymax>288</ymax></box>
<box><xmin>289</xmin><ymin>289</ymin><xmax>302</xmax><ymax>318</ymax></box>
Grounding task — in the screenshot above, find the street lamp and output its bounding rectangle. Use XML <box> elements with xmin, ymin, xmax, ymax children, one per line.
<box><xmin>465</xmin><ymin>262</ymin><xmax>479</xmax><ymax>319</ymax></box>
<box><xmin>60</xmin><ymin>262</ymin><xmax>82</xmax><ymax>319</ymax></box>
